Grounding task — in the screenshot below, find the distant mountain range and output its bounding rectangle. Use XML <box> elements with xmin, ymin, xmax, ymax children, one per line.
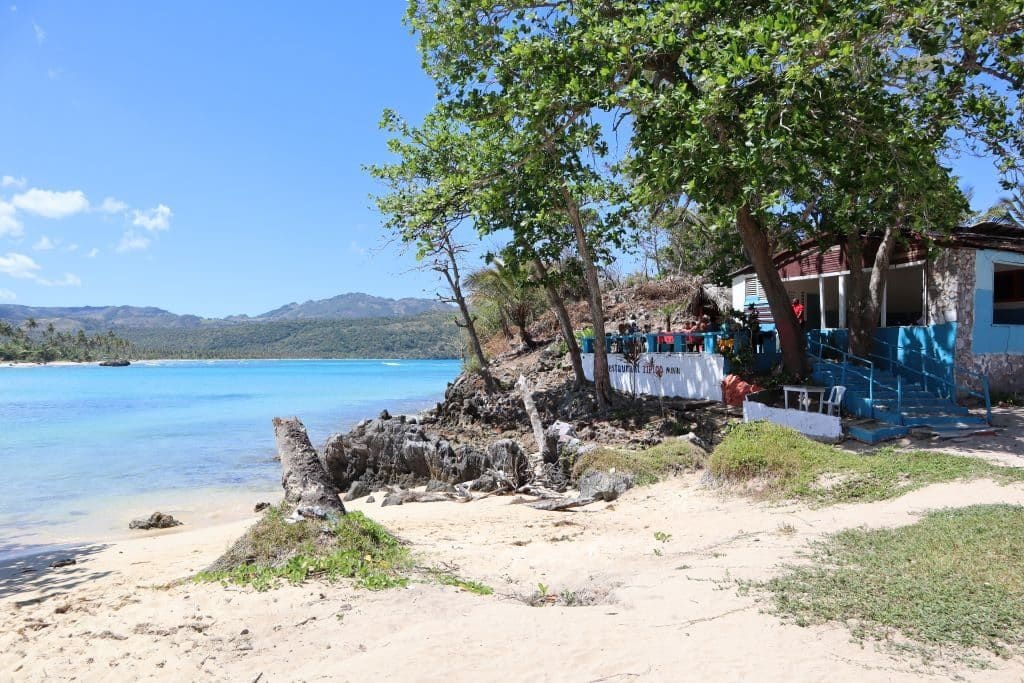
<box><xmin>0</xmin><ymin>293</ymin><xmax>460</xmax><ymax>360</ymax></box>
<box><xmin>247</xmin><ymin>293</ymin><xmax>451</xmax><ymax>321</ymax></box>
<box><xmin>0</xmin><ymin>293</ymin><xmax>452</xmax><ymax>332</ymax></box>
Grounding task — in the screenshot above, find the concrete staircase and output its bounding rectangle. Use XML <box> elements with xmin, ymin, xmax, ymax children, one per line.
<box><xmin>811</xmin><ymin>359</ymin><xmax>989</xmax><ymax>443</ymax></box>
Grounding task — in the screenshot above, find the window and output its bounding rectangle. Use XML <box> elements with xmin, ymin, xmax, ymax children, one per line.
<box><xmin>993</xmin><ymin>263</ymin><xmax>1024</xmax><ymax>325</ymax></box>
<box><xmin>744</xmin><ymin>277</ymin><xmax>765</xmax><ymax>300</ymax></box>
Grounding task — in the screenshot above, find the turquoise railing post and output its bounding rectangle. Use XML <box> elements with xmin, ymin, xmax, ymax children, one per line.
<box><xmin>897</xmin><ymin>374</ymin><xmax>903</xmax><ymax>424</ymax></box>
<box><xmin>869</xmin><ymin>365</ymin><xmax>875</xmax><ymax>420</ymax></box>
<box><xmin>645</xmin><ymin>333</ymin><xmax>658</xmax><ymax>354</ymax></box>
<box><xmin>673</xmin><ymin>332</ymin><xmax>684</xmax><ymax>353</ymax></box>
<box><xmin>983</xmin><ymin>376</ymin><xmax>992</xmax><ymax>424</ymax></box>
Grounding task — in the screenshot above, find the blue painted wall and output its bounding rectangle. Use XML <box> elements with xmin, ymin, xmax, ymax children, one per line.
<box><xmin>972</xmin><ymin>249</ymin><xmax>1024</xmax><ymax>355</ymax></box>
<box><xmin>873</xmin><ymin>323</ymin><xmax>956</xmax><ymax>381</ymax></box>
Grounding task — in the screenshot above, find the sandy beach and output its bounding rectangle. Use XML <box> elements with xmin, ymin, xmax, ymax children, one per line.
<box><xmin>4</xmin><ymin>411</ymin><xmax>1024</xmax><ymax>683</ymax></box>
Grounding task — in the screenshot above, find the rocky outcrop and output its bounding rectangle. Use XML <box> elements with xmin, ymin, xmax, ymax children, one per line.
<box><xmin>578</xmin><ymin>470</ymin><xmax>634</xmax><ymax>502</ymax></box>
<box><xmin>320</xmin><ymin>412</ymin><xmax>530</xmax><ymax>493</ymax></box>
<box><xmin>99</xmin><ymin>359</ymin><xmax>131</xmax><ymax>367</ymax></box>
<box><xmin>129</xmin><ymin>512</ymin><xmax>182</xmax><ymax>530</ymax></box>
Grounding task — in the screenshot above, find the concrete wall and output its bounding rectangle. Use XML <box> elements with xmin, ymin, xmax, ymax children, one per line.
<box><xmin>742</xmin><ymin>401</ymin><xmax>843</xmax><ymax>442</ymax></box>
<box><xmin>929</xmin><ymin>248</ymin><xmax>1024</xmax><ymax>395</ymax></box>
<box><xmin>582</xmin><ymin>352</ymin><xmax>725</xmax><ymax>401</ymax></box>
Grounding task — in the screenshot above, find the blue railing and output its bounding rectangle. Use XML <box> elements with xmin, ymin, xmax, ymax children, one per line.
<box><xmin>808</xmin><ymin>336</ymin><xmax>878</xmax><ymax>420</ymax></box>
<box><xmin>871</xmin><ymin>336</ymin><xmax>991</xmax><ymax>424</ymax></box>
<box><xmin>580</xmin><ymin>331</ymin><xmax>727</xmax><ymax>355</ymax></box>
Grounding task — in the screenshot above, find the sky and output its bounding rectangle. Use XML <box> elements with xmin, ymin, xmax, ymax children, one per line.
<box><xmin>0</xmin><ymin>2</ymin><xmax>1011</xmax><ymax>317</ymax></box>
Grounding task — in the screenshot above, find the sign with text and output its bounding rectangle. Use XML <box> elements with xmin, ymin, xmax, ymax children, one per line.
<box><xmin>582</xmin><ymin>353</ymin><xmax>724</xmax><ymax>401</ymax></box>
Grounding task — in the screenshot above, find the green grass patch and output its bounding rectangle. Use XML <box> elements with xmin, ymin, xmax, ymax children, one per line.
<box><xmin>758</xmin><ymin>504</ymin><xmax>1024</xmax><ymax>659</ymax></box>
<box><xmin>709</xmin><ymin>421</ymin><xmax>1024</xmax><ymax>504</ymax></box>
<box><xmin>571</xmin><ymin>439</ymin><xmax>706</xmax><ymax>486</ymax></box>
<box><xmin>195</xmin><ymin>507</ymin><xmax>410</xmax><ymax>591</ymax></box>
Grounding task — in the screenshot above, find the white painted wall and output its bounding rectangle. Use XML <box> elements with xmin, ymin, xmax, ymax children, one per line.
<box><xmin>742</xmin><ymin>401</ymin><xmax>843</xmax><ymax>442</ymax></box>
<box><xmin>731</xmin><ymin>274</ymin><xmax>747</xmax><ymax>310</ymax></box>
<box><xmin>582</xmin><ymin>353</ymin><xmax>725</xmax><ymax>401</ymax></box>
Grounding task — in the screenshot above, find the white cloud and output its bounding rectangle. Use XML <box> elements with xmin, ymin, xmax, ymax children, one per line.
<box><xmin>32</xmin><ymin>235</ymin><xmax>57</xmax><ymax>251</ymax></box>
<box><xmin>47</xmin><ymin>67</ymin><xmax>62</xmax><ymax>81</ymax></box>
<box><xmin>349</xmin><ymin>240</ymin><xmax>367</xmax><ymax>256</ymax></box>
<box><xmin>1</xmin><ymin>175</ymin><xmax>26</xmax><ymax>189</ymax></box>
<box><xmin>38</xmin><ymin>272</ymin><xmax>81</xmax><ymax>287</ymax></box>
<box><xmin>116</xmin><ymin>231</ymin><xmax>150</xmax><ymax>253</ymax></box>
<box><xmin>132</xmin><ymin>204</ymin><xmax>172</xmax><ymax>231</ymax></box>
<box><xmin>0</xmin><ymin>201</ymin><xmax>23</xmax><ymax>237</ymax></box>
<box><xmin>0</xmin><ymin>252</ymin><xmax>80</xmax><ymax>287</ymax></box>
<box><xmin>97</xmin><ymin>196</ymin><xmax>128</xmax><ymax>214</ymax></box>
<box><xmin>86</xmin><ymin>247</ymin><xmax>99</xmax><ymax>258</ymax></box>
<box><xmin>65</xmin><ymin>243</ymin><xmax>78</xmax><ymax>252</ymax></box>
<box><xmin>32</xmin><ymin>22</ymin><xmax>44</xmax><ymax>44</ymax></box>
<box><xmin>0</xmin><ymin>252</ymin><xmax>41</xmax><ymax>279</ymax></box>
<box><xmin>12</xmin><ymin>188</ymin><xmax>90</xmax><ymax>218</ymax></box>
<box><xmin>0</xmin><ymin>288</ymin><xmax>14</xmax><ymax>301</ymax></box>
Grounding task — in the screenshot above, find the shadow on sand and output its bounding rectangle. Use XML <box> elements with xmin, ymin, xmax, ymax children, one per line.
<box><xmin>0</xmin><ymin>542</ymin><xmax>111</xmax><ymax>605</ymax></box>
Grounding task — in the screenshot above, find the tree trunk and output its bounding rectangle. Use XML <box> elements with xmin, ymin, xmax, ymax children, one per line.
<box><xmin>846</xmin><ymin>224</ymin><xmax>898</xmax><ymax>357</ymax></box>
<box><xmin>516</xmin><ymin>374</ymin><xmax>547</xmax><ymax>478</ymax></box>
<box><xmin>440</xmin><ymin>241</ymin><xmax>498</xmax><ymax>393</ymax></box>
<box><xmin>736</xmin><ymin>205</ymin><xmax>808</xmax><ymax>376</ymax></box>
<box><xmin>560</xmin><ymin>186</ymin><xmax>612</xmax><ymax>408</ymax></box>
<box><xmin>515</xmin><ymin>322</ymin><xmax>536</xmax><ymax>348</ymax></box>
<box><xmin>533</xmin><ymin>257</ymin><xmax>586</xmax><ymax>387</ymax></box>
<box><xmin>272</xmin><ymin>416</ymin><xmax>346</xmax><ymax>515</ymax></box>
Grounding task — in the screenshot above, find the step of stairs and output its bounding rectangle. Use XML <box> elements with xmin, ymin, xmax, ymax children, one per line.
<box><xmin>811</xmin><ymin>357</ymin><xmax>987</xmax><ymax>431</ymax></box>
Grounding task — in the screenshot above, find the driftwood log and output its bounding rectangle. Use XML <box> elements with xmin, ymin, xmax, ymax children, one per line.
<box><xmin>273</xmin><ymin>416</ymin><xmax>346</xmax><ymax>515</ymax></box>
<box><xmin>516</xmin><ymin>374</ymin><xmax>546</xmax><ymax>475</ymax></box>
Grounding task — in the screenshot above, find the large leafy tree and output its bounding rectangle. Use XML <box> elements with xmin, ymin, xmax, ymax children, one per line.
<box><xmin>406</xmin><ymin>0</ymin><xmax>1021</xmax><ymax>374</ymax></box>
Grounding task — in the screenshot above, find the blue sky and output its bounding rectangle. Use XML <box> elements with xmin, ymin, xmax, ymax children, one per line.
<box><xmin>0</xmin><ymin>2</ymin><xmax>1010</xmax><ymax>317</ymax></box>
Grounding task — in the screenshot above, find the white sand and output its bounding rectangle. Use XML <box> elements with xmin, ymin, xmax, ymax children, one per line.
<box><xmin>4</xmin><ymin>470</ymin><xmax>1024</xmax><ymax>682</ymax></box>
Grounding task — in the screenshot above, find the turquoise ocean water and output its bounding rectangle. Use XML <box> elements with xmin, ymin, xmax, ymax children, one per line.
<box><xmin>0</xmin><ymin>359</ymin><xmax>461</xmax><ymax>556</ymax></box>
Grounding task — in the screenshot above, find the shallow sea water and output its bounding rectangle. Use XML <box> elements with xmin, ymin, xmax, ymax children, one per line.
<box><xmin>0</xmin><ymin>359</ymin><xmax>460</xmax><ymax>556</ymax></box>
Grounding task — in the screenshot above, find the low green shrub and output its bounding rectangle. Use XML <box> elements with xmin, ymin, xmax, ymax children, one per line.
<box><xmin>196</xmin><ymin>507</ymin><xmax>410</xmax><ymax>591</ymax></box>
<box><xmin>572</xmin><ymin>439</ymin><xmax>706</xmax><ymax>486</ymax></box>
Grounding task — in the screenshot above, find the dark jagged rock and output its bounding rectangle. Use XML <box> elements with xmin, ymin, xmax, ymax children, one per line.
<box><xmin>129</xmin><ymin>512</ymin><xmax>182</xmax><ymax>530</ymax></box>
<box><xmin>321</xmin><ymin>414</ymin><xmax>513</xmax><ymax>492</ymax></box>
<box><xmin>365</xmin><ymin>495</ymin><xmax>375</xmax><ymax>504</ymax></box>
<box><xmin>254</xmin><ymin>501</ymin><xmax>271</xmax><ymax>512</ymax></box>
<box><xmin>99</xmin><ymin>359</ymin><xmax>130</xmax><ymax>367</ymax></box>
<box><xmin>543</xmin><ymin>420</ymin><xmax>579</xmax><ymax>463</ymax></box>
<box><xmin>578</xmin><ymin>471</ymin><xmax>635</xmax><ymax>502</ymax></box>
<box><xmin>424</xmin><ymin>479</ymin><xmax>456</xmax><ymax>493</ymax></box>
<box><xmin>49</xmin><ymin>558</ymin><xmax>76</xmax><ymax>568</ymax></box>
<box><xmin>343</xmin><ymin>481</ymin><xmax>371</xmax><ymax>501</ymax></box>
<box><xmin>486</xmin><ymin>439</ymin><xmax>529</xmax><ymax>487</ymax></box>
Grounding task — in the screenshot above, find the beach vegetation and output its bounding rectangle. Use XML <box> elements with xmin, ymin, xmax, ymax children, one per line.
<box><xmin>709</xmin><ymin>422</ymin><xmax>1024</xmax><ymax>504</ymax></box>
<box><xmin>428</xmin><ymin>570</ymin><xmax>494</xmax><ymax>596</ymax></box>
<box><xmin>195</xmin><ymin>507</ymin><xmax>410</xmax><ymax>592</ymax></box>
<box><xmin>0</xmin><ymin>319</ymin><xmax>134</xmax><ymax>363</ymax></box>
<box><xmin>572</xmin><ymin>439</ymin><xmax>707</xmax><ymax>486</ymax></box>
<box><xmin>757</xmin><ymin>505</ymin><xmax>1024</xmax><ymax>660</ymax></box>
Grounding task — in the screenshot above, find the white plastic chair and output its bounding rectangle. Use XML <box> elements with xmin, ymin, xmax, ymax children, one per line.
<box><xmin>821</xmin><ymin>385</ymin><xmax>846</xmax><ymax>416</ymax></box>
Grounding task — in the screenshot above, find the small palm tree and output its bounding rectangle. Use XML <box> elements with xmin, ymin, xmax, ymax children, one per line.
<box><xmin>466</xmin><ymin>261</ymin><xmax>544</xmax><ymax>348</ymax></box>
<box><xmin>979</xmin><ymin>191</ymin><xmax>1024</xmax><ymax>228</ymax></box>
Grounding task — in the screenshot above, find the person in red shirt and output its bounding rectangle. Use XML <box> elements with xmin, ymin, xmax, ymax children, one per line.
<box><xmin>791</xmin><ymin>298</ymin><xmax>806</xmax><ymax>327</ymax></box>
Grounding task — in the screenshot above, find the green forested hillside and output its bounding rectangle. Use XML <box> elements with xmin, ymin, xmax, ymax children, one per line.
<box><xmin>122</xmin><ymin>312</ymin><xmax>461</xmax><ymax>359</ymax></box>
